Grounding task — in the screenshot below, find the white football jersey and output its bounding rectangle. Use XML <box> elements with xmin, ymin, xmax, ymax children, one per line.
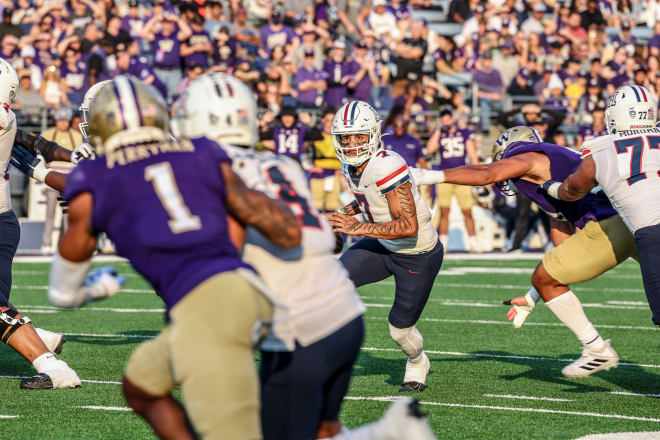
<box><xmin>583</xmin><ymin>128</ymin><xmax>660</xmax><ymax>233</ymax></box>
<box><xmin>223</xmin><ymin>145</ymin><xmax>364</xmax><ymax>349</ymax></box>
<box><xmin>340</xmin><ymin>149</ymin><xmax>438</xmax><ymax>254</ymax></box>
<box><xmin>0</xmin><ymin>108</ymin><xmax>16</xmax><ymax>214</ymax></box>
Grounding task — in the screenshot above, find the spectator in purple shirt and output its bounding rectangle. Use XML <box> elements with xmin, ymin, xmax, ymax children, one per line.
<box><xmin>115</xmin><ymin>41</ymin><xmax>168</xmax><ymax>99</ymax></box>
<box><xmin>473</xmin><ymin>50</ymin><xmax>503</xmax><ymax>133</ymax></box>
<box><xmin>347</xmin><ymin>41</ymin><xmax>379</xmax><ymax>102</ymax></box>
<box><xmin>60</xmin><ymin>49</ymin><xmax>87</xmax><ymax>107</ymax></box>
<box><xmin>648</xmin><ymin>22</ymin><xmax>660</xmax><ymax>58</ymax></box>
<box><xmin>140</xmin><ymin>11</ymin><xmax>192</xmax><ymax>99</ymax></box>
<box><xmin>121</xmin><ymin>0</ymin><xmax>145</xmax><ymax>40</ymax></box>
<box><xmin>211</xmin><ymin>27</ymin><xmax>236</xmax><ymax>72</ymax></box>
<box><xmin>382</xmin><ymin>114</ymin><xmax>426</xmax><ymax>168</ymax></box>
<box><xmin>259</xmin><ymin>9</ymin><xmax>299</xmax><ymax>60</ymax></box>
<box><xmin>393</xmin><ymin>80</ymin><xmax>430</xmax><ymax>122</ymax></box>
<box><xmin>323</xmin><ymin>41</ymin><xmax>351</xmax><ymax>107</ymax></box>
<box><xmin>181</xmin><ymin>14</ymin><xmax>213</xmax><ymax>69</ymax></box>
<box><xmin>295</xmin><ymin>50</ymin><xmax>327</xmax><ymax>108</ymax></box>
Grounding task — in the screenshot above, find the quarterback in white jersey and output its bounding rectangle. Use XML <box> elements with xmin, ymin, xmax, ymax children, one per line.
<box><xmin>171</xmin><ymin>74</ymin><xmax>435</xmax><ymax>440</ymax></box>
<box><xmin>543</xmin><ymin>84</ymin><xmax>660</xmax><ymax>325</ymax></box>
<box><xmin>328</xmin><ymin>101</ymin><xmax>443</xmax><ymax>393</ymax></box>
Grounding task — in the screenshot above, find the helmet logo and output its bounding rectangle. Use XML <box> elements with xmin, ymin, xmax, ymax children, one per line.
<box><xmin>496</xmin><ymin>131</ymin><xmax>510</xmax><ymax>147</ymax></box>
<box><xmin>649</xmin><ymin>107</ymin><xmax>655</xmax><ymax>120</ymax></box>
<box><xmin>629</xmin><ymin>108</ymin><xmax>637</xmax><ymax>119</ymax></box>
<box><xmin>342</xmin><ymin>101</ymin><xmax>360</xmax><ymax>126</ymax></box>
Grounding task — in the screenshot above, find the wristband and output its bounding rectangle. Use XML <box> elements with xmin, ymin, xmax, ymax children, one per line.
<box><xmin>541</xmin><ymin>180</ymin><xmax>561</xmax><ymax>199</ymax></box>
<box><xmin>33</xmin><ymin>164</ymin><xmax>52</xmax><ymax>183</ymax></box>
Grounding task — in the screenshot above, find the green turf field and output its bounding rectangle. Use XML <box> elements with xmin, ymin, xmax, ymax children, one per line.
<box><xmin>1</xmin><ymin>257</ymin><xmax>658</xmax><ymax>439</ymax></box>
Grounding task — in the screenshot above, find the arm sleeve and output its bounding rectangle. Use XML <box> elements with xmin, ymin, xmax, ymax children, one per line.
<box><xmin>373</xmin><ymin>153</ymin><xmax>411</xmax><ymax>195</ymax></box>
<box><xmin>14</xmin><ymin>129</ymin><xmax>66</xmax><ymax>162</ymax></box>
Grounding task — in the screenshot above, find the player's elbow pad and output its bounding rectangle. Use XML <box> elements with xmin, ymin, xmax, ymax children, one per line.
<box><xmin>48</xmin><ymin>251</ymin><xmax>92</xmax><ymax>308</ymax></box>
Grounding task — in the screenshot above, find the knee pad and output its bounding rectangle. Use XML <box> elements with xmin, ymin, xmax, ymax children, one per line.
<box><xmin>0</xmin><ymin>308</ymin><xmax>31</xmax><ymax>344</ymax></box>
<box><xmin>389</xmin><ymin>324</ymin><xmax>423</xmax><ymax>360</ymax></box>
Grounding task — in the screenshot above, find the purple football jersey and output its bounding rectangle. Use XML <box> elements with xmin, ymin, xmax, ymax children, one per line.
<box><xmin>154</xmin><ymin>32</ymin><xmax>181</xmax><ymax>69</ymax></box>
<box><xmin>272</xmin><ymin>122</ymin><xmax>308</xmax><ymax>160</ymax></box>
<box><xmin>501</xmin><ymin>141</ymin><xmax>616</xmax><ymax>228</ymax></box>
<box><xmin>64</xmin><ymin>137</ymin><xmax>249</xmax><ymax>311</ymax></box>
<box><xmin>382</xmin><ymin>130</ymin><xmax>423</xmax><ymax>167</ymax></box>
<box><xmin>433</xmin><ymin>128</ymin><xmax>473</xmax><ymax>171</ymax></box>
<box><xmin>322</xmin><ymin>59</ymin><xmax>351</xmax><ymax>107</ymax></box>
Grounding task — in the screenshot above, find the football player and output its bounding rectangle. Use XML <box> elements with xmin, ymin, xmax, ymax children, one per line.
<box><xmin>47</xmin><ymin>76</ymin><xmax>302</xmax><ymax>439</ymax></box>
<box><xmin>426</xmin><ymin>109</ymin><xmax>480</xmax><ymax>251</ymax></box>
<box><xmin>411</xmin><ymin>127</ymin><xmax>635</xmax><ymax>377</ymax></box>
<box><xmin>542</xmin><ymin>84</ymin><xmax>660</xmax><ymax>325</ymax></box>
<box><xmin>172</xmin><ymin>73</ymin><xmax>435</xmax><ymax>440</ymax></box>
<box><xmin>0</xmin><ymin>57</ymin><xmax>89</xmax><ymax>389</ymax></box>
<box><xmin>328</xmin><ymin>101</ymin><xmax>444</xmax><ymax>392</ymax></box>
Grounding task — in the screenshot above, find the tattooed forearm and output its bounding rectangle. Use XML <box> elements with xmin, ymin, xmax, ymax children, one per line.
<box><xmin>344</xmin><ymin>183</ymin><xmax>418</xmax><ymax>239</ymax></box>
<box><xmin>223</xmin><ymin>164</ymin><xmax>302</xmax><ymax>248</ymax></box>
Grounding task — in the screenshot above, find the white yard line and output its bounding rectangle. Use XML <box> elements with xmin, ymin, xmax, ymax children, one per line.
<box><xmin>15</xmin><ymin>304</ymin><xmax>164</xmax><ymax>313</ymax></box>
<box><xmin>376</xmin><ymin>280</ymin><xmax>645</xmax><ymax>294</ymax></box>
<box><xmin>344</xmin><ymin>396</ymin><xmax>660</xmax><ymax>423</ymax></box>
<box><xmin>360</xmin><ymin>347</ymin><xmax>660</xmax><ymax>369</ymax></box>
<box><xmin>610</xmin><ymin>391</ymin><xmax>660</xmax><ymax>398</ymax></box>
<box><xmin>61</xmin><ymin>332</ymin><xmax>155</xmax><ymax>339</ymax></box>
<box><xmin>0</xmin><ymin>415</ymin><xmax>19</xmax><ymax>419</ymax></box>
<box><xmin>359</xmin><ymin>297</ymin><xmax>650</xmax><ymax>310</ymax></box>
<box><xmin>483</xmin><ymin>394</ymin><xmax>574</xmax><ymax>402</ymax></box>
<box><xmin>75</xmin><ymin>406</ymin><xmax>132</xmax><ymax>412</ymax></box>
<box><xmin>0</xmin><ymin>375</ymin><xmax>122</xmax><ymax>385</ymax></box>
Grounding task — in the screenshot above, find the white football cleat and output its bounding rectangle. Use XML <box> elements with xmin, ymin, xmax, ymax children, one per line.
<box><xmin>21</xmin><ymin>359</ymin><xmax>81</xmax><ymax>389</ymax></box>
<box><xmin>83</xmin><ymin>266</ymin><xmax>126</xmax><ymax>303</ymax></box>
<box><xmin>376</xmin><ymin>398</ymin><xmax>436</xmax><ymax>440</ymax></box>
<box><xmin>34</xmin><ymin>328</ymin><xmax>66</xmax><ymax>354</ymax></box>
<box><xmin>400</xmin><ymin>352</ymin><xmax>430</xmax><ymax>392</ymax></box>
<box><xmin>562</xmin><ymin>339</ymin><xmax>619</xmax><ymax>378</ymax></box>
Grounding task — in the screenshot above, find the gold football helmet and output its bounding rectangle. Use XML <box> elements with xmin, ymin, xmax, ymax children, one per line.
<box><xmin>491</xmin><ymin>126</ymin><xmax>542</xmax><ymax>162</ymax></box>
<box><xmin>87</xmin><ymin>76</ymin><xmax>169</xmax><ymax>156</ymax></box>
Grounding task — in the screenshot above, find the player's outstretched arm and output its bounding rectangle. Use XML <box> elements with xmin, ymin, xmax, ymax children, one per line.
<box><xmin>541</xmin><ymin>155</ymin><xmax>598</xmax><ymax>202</ymax></box>
<box><xmin>14</xmin><ymin>129</ymin><xmax>74</xmax><ymax>163</ymax></box>
<box><xmin>221</xmin><ymin>163</ymin><xmax>302</xmax><ymax>249</ymax></box>
<box><xmin>328</xmin><ymin>182</ymin><xmax>418</xmax><ymax>239</ymax></box>
<box><xmin>411</xmin><ymin>155</ymin><xmax>534</xmax><ymax>187</ymax></box>
<box><xmin>10</xmin><ymin>145</ymin><xmax>67</xmax><ymax>192</ymax></box>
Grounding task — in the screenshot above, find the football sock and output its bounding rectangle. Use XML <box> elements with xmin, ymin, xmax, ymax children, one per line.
<box><xmin>468</xmin><ymin>235</ymin><xmax>479</xmax><ymax>252</ymax></box>
<box><xmin>32</xmin><ymin>352</ymin><xmax>57</xmax><ymax>373</ymax></box>
<box><xmin>440</xmin><ymin>235</ymin><xmax>448</xmax><ymax>250</ymax></box>
<box><xmin>545</xmin><ymin>291</ymin><xmax>604</xmax><ymax>349</ymax></box>
<box><xmin>389</xmin><ymin>324</ymin><xmax>424</xmax><ymax>363</ymax></box>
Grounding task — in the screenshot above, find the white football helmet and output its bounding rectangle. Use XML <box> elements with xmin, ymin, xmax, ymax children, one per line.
<box><xmin>0</xmin><ymin>58</ymin><xmax>19</xmax><ymax>104</ymax></box>
<box><xmin>170</xmin><ymin>72</ymin><xmax>258</xmax><ymax>146</ymax></box>
<box><xmin>331</xmin><ymin>101</ymin><xmax>382</xmax><ymax>166</ymax></box>
<box><xmin>79</xmin><ymin>80</ymin><xmax>111</xmax><ymax>139</ymax></box>
<box><xmin>605</xmin><ymin>85</ymin><xmax>658</xmax><ymax>134</ymax></box>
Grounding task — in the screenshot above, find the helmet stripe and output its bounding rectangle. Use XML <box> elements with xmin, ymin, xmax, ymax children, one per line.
<box><xmin>115</xmin><ymin>76</ymin><xmax>140</xmax><ymax>130</ymax></box>
<box><xmin>639</xmin><ymin>86</ymin><xmax>648</xmax><ymax>102</ymax></box>
<box><xmin>631</xmin><ymin>85</ymin><xmax>641</xmax><ymax>102</ymax></box>
<box><xmin>111</xmin><ymin>81</ymin><xmax>127</xmax><ymax>130</ymax></box>
<box><xmin>343</xmin><ymin>102</ymin><xmax>350</xmax><ymax>125</ymax></box>
<box><xmin>225</xmin><ymin>81</ymin><xmax>234</xmax><ymax>97</ymax></box>
<box><xmin>127</xmin><ymin>78</ymin><xmax>144</xmax><ymax>127</ymax></box>
<box><xmin>349</xmin><ymin>101</ymin><xmax>357</xmax><ymax>122</ymax></box>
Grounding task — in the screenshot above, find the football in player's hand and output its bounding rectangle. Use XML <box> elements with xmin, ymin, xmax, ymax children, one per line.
<box><xmin>334</xmin><ymin>232</ymin><xmax>344</xmax><ymax>254</ymax></box>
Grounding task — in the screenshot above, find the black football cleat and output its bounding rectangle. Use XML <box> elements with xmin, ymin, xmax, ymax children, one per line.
<box><xmin>20</xmin><ymin>373</ymin><xmax>54</xmax><ymax>389</ymax></box>
<box><xmin>406</xmin><ymin>399</ymin><xmax>428</xmax><ymax>418</ymax></box>
<box><xmin>398</xmin><ymin>381</ymin><xmax>426</xmax><ymax>392</ymax></box>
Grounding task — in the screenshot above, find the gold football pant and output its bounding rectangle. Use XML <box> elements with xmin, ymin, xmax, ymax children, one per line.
<box><xmin>124</xmin><ymin>270</ymin><xmax>273</xmax><ymax>440</ymax></box>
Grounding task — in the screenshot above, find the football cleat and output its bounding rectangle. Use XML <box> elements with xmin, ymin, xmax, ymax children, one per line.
<box><xmin>399</xmin><ymin>352</ymin><xmax>430</xmax><ymax>393</ymax></box>
<box><xmin>34</xmin><ymin>328</ymin><xmax>66</xmax><ymax>354</ymax></box>
<box><xmin>376</xmin><ymin>398</ymin><xmax>436</xmax><ymax>440</ymax></box>
<box><xmin>22</xmin><ymin>359</ymin><xmax>82</xmax><ymax>389</ymax></box>
<box><xmin>562</xmin><ymin>339</ymin><xmax>619</xmax><ymax>378</ymax></box>
<box><xmin>83</xmin><ymin>266</ymin><xmax>126</xmax><ymax>303</ymax></box>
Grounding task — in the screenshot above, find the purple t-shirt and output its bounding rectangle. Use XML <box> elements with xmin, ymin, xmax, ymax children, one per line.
<box><xmin>392</xmin><ymin>95</ymin><xmax>430</xmax><ymax>111</ymax></box>
<box><xmin>64</xmin><ymin>137</ymin><xmax>250</xmax><ymax>311</ymax></box>
<box><xmin>387</xmin><ymin>3</ymin><xmax>411</xmax><ymax>20</ymax></box>
<box><xmin>578</xmin><ymin>125</ymin><xmax>608</xmax><ymax>142</ymax></box>
<box><xmin>473</xmin><ymin>68</ymin><xmax>503</xmax><ymax>92</ymax></box>
<box><xmin>501</xmin><ymin>141</ymin><xmax>616</xmax><ymax>228</ymax></box>
<box><xmin>185</xmin><ymin>30</ymin><xmax>212</xmax><ymax>68</ymax></box>
<box><xmin>382</xmin><ymin>131</ymin><xmax>423</xmax><ymax>167</ymax></box>
<box><xmin>60</xmin><ymin>61</ymin><xmax>87</xmax><ymax>94</ymax></box>
<box><xmin>295</xmin><ymin>66</ymin><xmax>327</xmax><ymax>104</ymax></box>
<box><xmin>123</xmin><ymin>58</ymin><xmax>168</xmax><ymax>99</ymax></box>
<box><xmin>347</xmin><ymin>60</ymin><xmax>372</xmax><ymax>102</ymax></box>
<box><xmin>432</xmin><ymin>128</ymin><xmax>474</xmax><ymax>170</ymax></box>
<box><xmin>323</xmin><ymin>59</ymin><xmax>351</xmax><ymax>107</ymax></box>
<box><xmin>154</xmin><ymin>31</ymin><xmax>181</xmax><ymax>69</ymax></box>
<box><xmin>649</xmin><ymin>34</ymin><xmax>660</xmax><ymax>50</ymax></box>
<box><xmin>273</xmin><ymin>122</ymin><xmax>309</xmax><ymax>160</ymax></box>
<box><xmin>259</xmin><ymin>25</ymin><xmax>296</xmax><ymax>57</ymax></box>
<box><xmin>121</xmin><ymin>16</ymin><xmax>145</xmax><ymax>38</ymax></box>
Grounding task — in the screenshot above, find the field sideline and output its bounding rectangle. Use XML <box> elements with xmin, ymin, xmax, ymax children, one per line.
<box><xmin>1</xmin><ymin>256</ymin><xmax>659</xmax><ymax>439</ymax></box>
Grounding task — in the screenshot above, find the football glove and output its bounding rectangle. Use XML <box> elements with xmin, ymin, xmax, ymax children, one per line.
<box><xmin>10</xmin><ymin>145</ymin><xmax>52</xmax><ymax>183</ymax></box>
<box><xmin>503</xmin><ymin>288</ymin><xmax>540</xmax><ymax>328</ymax></box>
<box><xmin>82</xmin><ymin>266</ymin><xmax>126</xmax><ymax>302</ymax></box>
<box><xmin>71</xmin><ymin>142</ymin><xmax>95</xmax><ymax>164</ymax></box>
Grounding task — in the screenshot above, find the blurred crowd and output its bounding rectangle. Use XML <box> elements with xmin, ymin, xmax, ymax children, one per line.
<box><xmin>2</xmin><ymin>0</ymin><xmax>659</xmax><ymax>252</ymax></box>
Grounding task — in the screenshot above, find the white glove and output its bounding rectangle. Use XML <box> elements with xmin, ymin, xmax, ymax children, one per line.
<box><xmin>505</xmin><ymin>288</ymin><xmax>540</xmax><ymax>328</ymax></box>
<box><xmin>32</xmin><ymin>155</ymin><xmax>52</xmax><ymax>183</ymax></box>
<box><xmin>71</xmin><ymin>142</ymin><xmax>95</xmax><ymax>165</ymax></box>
